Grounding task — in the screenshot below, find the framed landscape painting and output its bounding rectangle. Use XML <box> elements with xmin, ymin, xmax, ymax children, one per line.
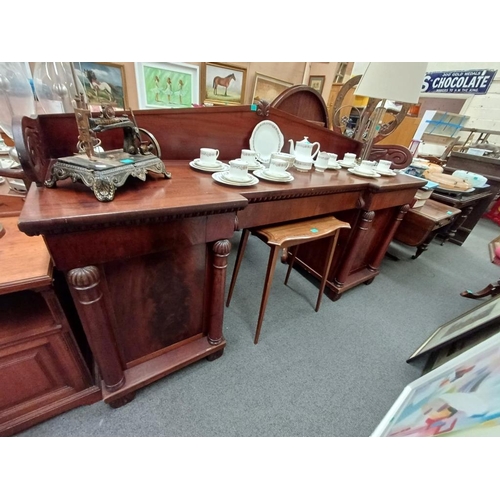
<box><xmin>135</xmin><ymin>62</ymin><xmax>199</xmax><ymax>109</ymax></box>
<box><xmin>74</xmin><ymin>62</ymin><xmax>127</xmax><ymax>110</ymax></box>
<box><xmin>372</xmin><ymin>332</ymin><xmax>500</xmax><ymax>437</ymax></box>
<box><xmin>252</xmin><ymin>73</ymin><xmax>293</xmax><ymax>105</ymax></box>
<box><xmin>202</xmin><ymin>62</ymin><xmax>246</xmax><ymax>105</ymax></box>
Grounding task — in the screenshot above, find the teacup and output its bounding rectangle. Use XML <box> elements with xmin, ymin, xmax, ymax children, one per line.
<box><xmin>342</xmin><ymin>153</ymin><xmax>357</xmax><ymax>165</ymax></box>
<box><xmin>241</xmin><ymin>149</ymin><xmax>258</xmax><ymax>167</ymax></box>
<box><xmin>377</xmin><ymin>159</ymin><xmax>392</xmax><ymax>172</ymax></box>
<box><xmin>268</xmin><ymin>158</ymin><xmax>289</xmax><ymax>177</ymax></box>
<box><xmin>294</xmin><ymin>158</ymin><xmax>313</xmax><ymax>172</ymax></box>
<box><xmin>270</xmin><ymin>152</ymin><xmax>295</xmax><ymax>170</ymax></box>
<box><xmin>315</xmin><ymin>152</ymin><xmax>330</xmax><ymax>168</ymax></box>
<box><xmin>199</xmin><ymin>148</ymin><xmax>220</xmax><ymax>167</ymax></box>
<box><xmin>356</xmin><ymin>160</ymin><xmax>375</xmax><ymax>174</ymax></box>
<box><xmin>327</xmin><ymin>153</ymin><xmax>338</xmax><ymax>166</ymax></box>
<box><xmin>226</xmin><ymin>159</ymin><xmax>249</xmax><ymax>182</ymax></box>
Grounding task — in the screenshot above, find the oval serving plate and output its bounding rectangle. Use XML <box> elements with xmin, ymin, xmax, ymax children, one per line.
<box><xmin>249</xmin><ymin>120</ymin><xmax>284</xmax><ymax>164</ymax></box>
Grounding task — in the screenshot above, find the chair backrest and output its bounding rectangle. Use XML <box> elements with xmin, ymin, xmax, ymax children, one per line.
<box><xmin>271</xmin><ymin>85</ymin><xmax>330</xmax><ymax>129</ymax></box>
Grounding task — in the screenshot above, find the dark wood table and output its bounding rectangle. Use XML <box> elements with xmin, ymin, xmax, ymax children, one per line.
<box><xmin>393</xmin><ymin>199</ymin><xmax>462</xmax><ymax>259</ymax></box>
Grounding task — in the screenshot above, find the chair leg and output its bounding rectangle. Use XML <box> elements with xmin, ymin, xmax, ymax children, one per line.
<box><xmin>254</xmin><ymin>245</ymin><xmax>281</xmax><ymax>345</ymax></box>
<box><xmin>284</xmin><ymin>245</ymin><xmax>299</xmax><ymax>286</ymax></box>
<box><xmin>315</xmin><ymin>232</ymin><xmax>340</xmax><ymax>312</ymax></box>
<box><xmin>226</xmin><ymin>229</ymin><xmax>250</xmax><ymax>307</ymax></box>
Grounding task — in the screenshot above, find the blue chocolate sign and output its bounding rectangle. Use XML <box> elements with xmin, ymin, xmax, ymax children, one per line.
<box><xmin>421</xmin><ymin>69</ymin><xmax>497</xmax><ymax>95</ymax></box>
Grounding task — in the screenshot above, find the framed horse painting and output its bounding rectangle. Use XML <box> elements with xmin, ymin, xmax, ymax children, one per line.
<box><xmin>201</xmin><ymin>62</ymin><xmax>247</xmax><ymax>106</ymax></box>
<box><xmin>134</xmin><ymin>62</ymin><xmax>200</xmax><ymax>109</ymax></box>
<box><xmin>74</xmin><ymin>62</ymin><xmax>128</xmax><ymax>111</ymax></box>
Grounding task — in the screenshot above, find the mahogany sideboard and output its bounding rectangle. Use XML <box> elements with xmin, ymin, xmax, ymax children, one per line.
<box><xmin>13</xmin><ymin>105</ymin><xmax>425</xmax><ymax>407</ymax></box>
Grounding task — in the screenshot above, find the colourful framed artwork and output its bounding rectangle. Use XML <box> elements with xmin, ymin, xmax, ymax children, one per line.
<box><xmin>407</xmin><ymin>294</ymin><xmax>500</xmax><ymax>363</ymax></box>
<box><xmin>252</xmin><ymin>73</ymin><xmax>293</xmax><ymax>105</ymax></box>
<box><xmin>135</xmin><ymin>62</ymin><xmax>199</xmax><ymax>109</ymax></box>
<box><xmin>74</xmin><ymin>62</ymin><xmax>128</xmax><ymax>110</ymax></box>
<box><xmin>372</xmin><ymin>332</ymin><xmax>500</xmax><ymax>437</ymax></box>
<box><xmin>201</xmin><ymin>62</ymin><xmax>246</xmax><ymax>106</ymax></box>
<box><xmin>308</xmin><ymin>75</ymin><xmax>325</xmax><ymax>94</ymax></box>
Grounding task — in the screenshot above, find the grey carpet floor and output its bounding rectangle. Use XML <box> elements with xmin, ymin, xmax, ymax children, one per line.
<box><xmin>18</xmin><ymin>217</ymin><xmax>500</xmax><ymax>437</ymax></box>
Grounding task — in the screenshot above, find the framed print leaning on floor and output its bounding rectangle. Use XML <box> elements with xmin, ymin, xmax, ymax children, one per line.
<box><xmin>201</xmin><ymin>62</ymin><xmax>246</xmax><ymax>105</ymax></box>
<box><xmin>372</xmin><ymin>331</ymin><xmax>500</xmax><ymax>437</ymax></box>
<box><xmin>135</xmin><ymin>62</ymin><xmax>200</xmax><ymax>109</ymax></box>
<box><xmin>74</xmin><ymin>62</ymin><xmax>128</xmax><ymax>110</ymax></box>
<box><xmin>252</xmin><ymin>73</ymin><xmax>293</xmax><ymax>105</ymax></box>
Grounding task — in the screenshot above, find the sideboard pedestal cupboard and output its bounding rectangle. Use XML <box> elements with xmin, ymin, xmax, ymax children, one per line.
<box><xmin>13</xmin><ymin>105</ymin><xmax>424</xmax><ymax>408</ymax></box>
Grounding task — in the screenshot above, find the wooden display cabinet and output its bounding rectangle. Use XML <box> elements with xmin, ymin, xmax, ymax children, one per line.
<box><xmin>0</xmin><ymin>216</ymin><xmax>101</xmax><ymax>436</ymax></box>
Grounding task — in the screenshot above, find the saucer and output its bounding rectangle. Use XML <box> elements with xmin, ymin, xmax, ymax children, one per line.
<box><xmin>375</xmin><ymin>169</ymin><xmax>397</xmax><ymax>177</ymax></box>
<box><xmin>325</xmin><ymin>162</ymin><xmax>342</xmax><ymax>170</ymax></box>
<box><xmin>212</xmin><ymin>171</ymin><xmax>259</xmax><ymax>187</ymax></box>
<box><xmin>244</xmin><ymin>162</ymin><xmax>261</xmax><ymax>171</ymax></box>
<box><xmin>253</xmin><ymin>169</ymin><xmax>294</xmax><ymax>183</ymax></box>
<box><xmin>195</xmin><ymin>158</ymin><xmax>223</xmax><ymax>168</ymax></box>
<box><xmin>265</xmin><ymin>169</ymin><xmax>290</xmax><ymax>179</ymax></box>
<box><xmin>338</xmin><ymin>160</ymin><xmax>357</xmax><ymax>168</ymax></box>
<box><xmin>221</xmin><ymin>171</ymin><xmax>255</xmax><ymax>184</ymax></box>
<box><xmin>190</xmin><ymin>160</ymin><xmax>228</xmax><ymax>173</ymax></box>
<box><xmin>348</xmin><ymin>168</ymin><xmax>380</xmax><ymax>179</ymax></box>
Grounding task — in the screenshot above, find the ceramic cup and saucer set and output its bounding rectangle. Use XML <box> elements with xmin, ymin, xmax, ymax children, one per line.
<box><xmin>240</xmin><ymin>149</ymin><xmax>261</xmax><ymax>171</ymax></box>
<box><xmin>190</xmin><ymin>148</ymin><xmax>229</xmax><ymax>173</ymax></box>
<box><xmin>374</xmin><ymin>159</ymin><xmax>397</xmax><ymax>177</ymax></box>
<box><xmin>254</xmin><ymin>156</ymin><xmax>294</xmax><ymax>183</ymax></box>
<box><xmin>338</xmin><ymin>153</ymin><xmax>358</xmax><ymax>169</ymax></box>
<box><xmin>212</xmin><ymin>158</ymin><xmax>259</xmax><ymax>187</ymax></box>
<box><xmin>347</xmin><ymin>159</ymin><xmax>381</xmax><ymax>178</ymax></box>
<box><xmin>314</xmin><ymin>152</ymin><xmax>341</xmax><ymax>172</ymax></box>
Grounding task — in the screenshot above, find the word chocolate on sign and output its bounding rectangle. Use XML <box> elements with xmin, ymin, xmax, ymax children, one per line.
<box><xmin>421</xmin><ymin>69</ymin><xmax>497</xmax><ymax>95</ymax></box>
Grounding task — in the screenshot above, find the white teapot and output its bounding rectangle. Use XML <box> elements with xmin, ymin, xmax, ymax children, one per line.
<box><xmin>288</xmin><ymin>136</ymin><xmax>320</xmax><ymax>161</ymax></box>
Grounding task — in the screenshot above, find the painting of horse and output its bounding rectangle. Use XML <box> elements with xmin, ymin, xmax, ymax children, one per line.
<box><xmin>75</xmin><ymin>62</ymin><xmax>127</xmax><ymax>110</ymax></box>
<box><xmin>213</xmin><ymin>73</ymin><xmax>235</xmax><ymax>96</ymax></box>
<box><xmin>204</xmin><ymin>63</ymin><xmax>246</xmax><ymax>105</ymax></box>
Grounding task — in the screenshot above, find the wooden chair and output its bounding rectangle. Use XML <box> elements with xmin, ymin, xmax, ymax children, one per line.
<box><xmin>226</xmin><ymin>215</ymin><xmax>350</xmax><ymax>344</ymax></box>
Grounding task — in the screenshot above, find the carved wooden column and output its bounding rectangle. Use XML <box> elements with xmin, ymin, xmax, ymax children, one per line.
<box><xmin>66</xmin><ymin>266</ymin><xmax>125</xmax><ymax>392</ymax></box>
<box><xmin>206</xmin><ymin>239</ymin><xmax>231</xmax><ymax>361</ymax></box>
<box><xmin>333</xmin><ymin>210</ymin><xmax>375</xmax><ymax>295</ymax></box>
<box><xmin>368</xmin><ymin>204</ymin><xmax>410</xmax><ymax>273</ymax></box>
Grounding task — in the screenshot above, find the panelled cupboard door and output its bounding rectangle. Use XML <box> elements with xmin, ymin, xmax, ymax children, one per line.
<box><xmin>0</xmin><ymin>329</ymin><xmax>92</xmax><ymax>436</ymax></box>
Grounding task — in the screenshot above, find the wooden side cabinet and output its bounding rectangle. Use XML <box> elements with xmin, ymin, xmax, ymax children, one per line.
<box><xmin>0</xmin><ymin>217</ymin><xmax>101</xmax><ymax>436</ymax></box>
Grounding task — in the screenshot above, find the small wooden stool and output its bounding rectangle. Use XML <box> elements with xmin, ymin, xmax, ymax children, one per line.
<box><xmin>226</xmin><ymin>215</ymin><xmax>350</xmax><ymax>344</ymax></box>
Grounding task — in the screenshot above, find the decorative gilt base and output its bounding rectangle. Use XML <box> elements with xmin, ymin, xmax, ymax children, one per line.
<box><xmin>45</xmin><ymin>151</ymin><xmax>171</xmax><ymax>201</ymax></box>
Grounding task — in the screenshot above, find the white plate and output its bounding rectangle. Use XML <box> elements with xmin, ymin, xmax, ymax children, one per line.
<box><xmin>338</xmin><ymin>160</ymin><xmax>357</xmax><ymax>168</ymax></box>
<box><xmin>253</xmin><ymin>169</ymin><xmax>294</xmax><ymax>183</ymax></box>
<box><xmin>375</xmin><ymin>169</ymin><xmax>397</xmax><ymax>177</ymax></box>
<box><xmin>0</xmin><ymin>176</ymin><xmax>5</xmax><ymax>184</ymax></box>
<box><xmin>249</xmin><ymin>120</ymin><xmax>284</xmax><ymax>163</ymax></box>
<box><xmin>212</xmin><ymin>171</ymin><xmax>259</xmax><ymax>187</ymax></box>
<box><xmin>348</xmin><ymin>168</ymin><xmax>381</xmax><ymax>179</ymax></box>
<box><xmin>189</xmin><ymin>160</ymin><xmax>228</xmax><ymax>173</ymax></box>
<box><xmin>221</xmin><ymin>171</ymin><xmax>256</xmax><ymax>185</ymax></box>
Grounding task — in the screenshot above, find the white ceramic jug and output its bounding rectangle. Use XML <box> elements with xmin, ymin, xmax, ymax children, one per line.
<box><xmin>288</xmin><ymin>136</ymin><xmax>320</xmax><ymax>161</ymax></box>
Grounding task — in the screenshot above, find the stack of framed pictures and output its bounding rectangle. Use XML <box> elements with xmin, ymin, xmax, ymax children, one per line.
<box><xmin>372</xmin><ymin>295</ymin><xmax>500</xmax><ymax>437</ymax></box>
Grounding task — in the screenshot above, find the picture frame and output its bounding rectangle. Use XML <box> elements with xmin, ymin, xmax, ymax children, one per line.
<box><xmin>252</xmin><ymin>73</ymin><xmax>293</xmax><ymax>105</ymax></box>
<box><xmin>74</xmin><ymin>62</ymin><xmax>128</xmax><ymax>111</ymax></box>
<box><xmin>134</xmin><ymin>62</ymin><xmax>200</xmax><ymax>109</ymax></box>
<box><xmin>407</xmin><ymin>294</ymin><xmax>500</xmax><ymax>363</ymax></box>
<box><xmin>372</xmin><ymin>331</ymin><xmax>500</xmax><ymax>437</ymax></box>
<box><xmin>201</xmin><ymin>62</ymin><xmax>246</xmax><ymax>106</ymax></box>
<box><xmin>308</xmin><ymin>75</ymin><xmax>325</xmax><ymax>94</ymax></box>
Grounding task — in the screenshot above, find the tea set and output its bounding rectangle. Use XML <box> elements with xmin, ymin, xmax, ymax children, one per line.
<box><xmin>189</xmin><ymin>130</ymin><xmax>397</xmax><ymax>187</ymax></box>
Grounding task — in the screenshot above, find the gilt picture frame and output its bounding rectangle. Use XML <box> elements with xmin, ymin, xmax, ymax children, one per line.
<box><xmin>252</xmin><ymin>73</ymin><xmax>293</xmax><ymax>105</ymax></box>
<box><xmin>135</xmin><ymin>62</ymin><xmax>200</xmax><ymax>109</ymax></box>
<box><xmin>308</xmin><ymin>75</ymin><xmax>325</xmax><ymax>94</ymax></box>
<box><xmin>372</xmin><ymin>332</ymin><xmax>500</xmax><ymax>437</ymax></box>
<box><xmin>201</xmin><ymin>62</ymin><xmax>246</xmax><ymax>106</ymax></box>
<box><xmin>74</xmin><ymin>62</ymin><xmax>128</xmax><ymax>111</ymax></box>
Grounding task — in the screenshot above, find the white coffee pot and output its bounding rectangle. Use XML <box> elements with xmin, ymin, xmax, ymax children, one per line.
<box><xmin>288</xmin><ymin>136</ymin><xmax>320</xmax><ymax>161</ymax></box>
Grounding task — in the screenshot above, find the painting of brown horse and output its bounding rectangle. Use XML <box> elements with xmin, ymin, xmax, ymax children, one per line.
<box><xmin>213</xmin><ymin>73</ymin><xmax>236</xmax><ymax>96</ymax></box>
